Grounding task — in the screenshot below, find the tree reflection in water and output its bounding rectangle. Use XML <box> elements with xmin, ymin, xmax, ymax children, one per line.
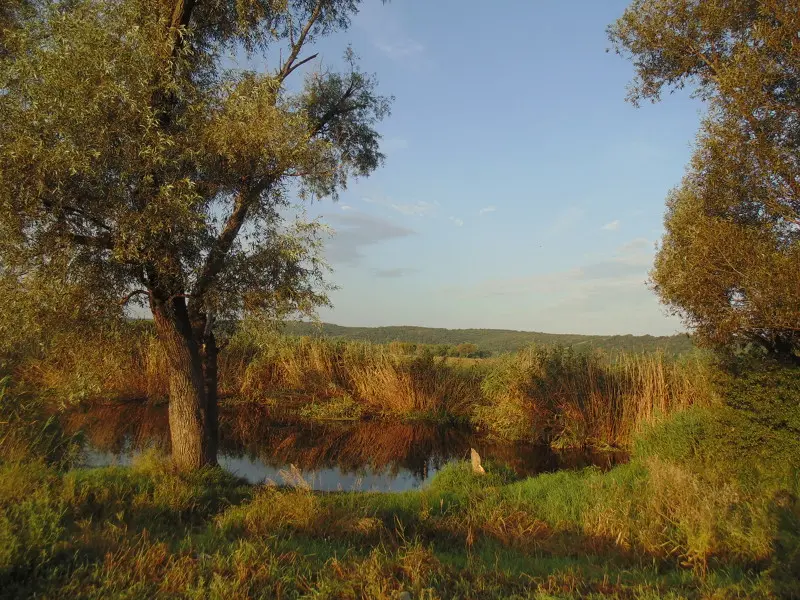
<box><xmin>61</xmin><ymin>402</ymin><xmax>627</xmax><ymax>490</ymax></box>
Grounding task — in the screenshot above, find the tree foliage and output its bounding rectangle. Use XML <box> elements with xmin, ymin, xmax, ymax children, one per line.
<box><xmin>610</xmin><ymin>0</ymin><xmax>800</xmax><ymax>359</ymax></box>
<box><xmin>0</xmin><ymin>0</ymin><xmax>391</xmax><ymax>468</ymax></box>
<box><xmin>0</xmin><ymin>0</ymin><xmax>389</xmax><ymax>323</ymax></box>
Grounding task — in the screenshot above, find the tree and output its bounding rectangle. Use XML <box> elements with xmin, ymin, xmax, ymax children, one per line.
<box><xmin>453</xmin><ymin>343</ymin><xmax>479</xmax><ymax>358</ymax></box>
<box><xmin>0</xmin><ymin>0</ymin><xmax>391</xmax><ymax>469</ymax></box>
<box><xmin>609</xmin><ymin>0</ymin><xmax>800</xmax><ymax>361</ymax></box>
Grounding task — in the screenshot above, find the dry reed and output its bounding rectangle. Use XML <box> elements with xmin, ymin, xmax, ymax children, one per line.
<box><xmin>16</xmin><ymin>329</ymin><xmax>714</xmax><ymax>448</ymax></box>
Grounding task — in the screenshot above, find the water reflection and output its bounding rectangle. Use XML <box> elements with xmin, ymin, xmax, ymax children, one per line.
<box><xmin>62</xmin><ymin>402</ymin><xmax>627</xmax><ymax>492</ymax></box>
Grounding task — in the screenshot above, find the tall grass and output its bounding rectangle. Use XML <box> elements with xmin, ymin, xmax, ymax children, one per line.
<box><xmin>237</xmin><ymin>334</ymin><xmax>482</xmax><ymax>417</ymax></box>
<box><xmin>1</xmin><ymin>366</ymin><xmax>798</xmax><ymax>598</ymax></box>
<box><xmin>12</xmin><ymin>325</ymin><xmax>714</xmax><ymax>448</ymax></box>
<box><xmin>474</xmin><ymin>346</ymin><xmax>714</xmax><ymax>448</ymax></box>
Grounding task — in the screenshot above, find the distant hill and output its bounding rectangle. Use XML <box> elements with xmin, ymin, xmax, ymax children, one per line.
<box><xmin>281</xmin><ymin>322</ymin><xmax>694</xmax><ymax>356</ymax></box>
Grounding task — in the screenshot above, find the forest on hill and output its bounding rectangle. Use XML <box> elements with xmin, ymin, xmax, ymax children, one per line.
<box><xmin>281</xmin><ymin>322</ymin><xmax>695</xmax><ymax>356</ymax></box>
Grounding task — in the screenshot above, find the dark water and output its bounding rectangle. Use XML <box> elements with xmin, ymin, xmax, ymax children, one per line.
<box><xmin>62</xmin><ymin>403</ymin><xmax>628</xmax><ymax>492</ymax></box>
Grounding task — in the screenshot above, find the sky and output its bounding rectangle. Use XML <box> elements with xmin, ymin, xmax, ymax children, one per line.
<box><xmin>260</xmin><ymin>1</ymin><xmax>707</xmax><ymax>336</ymax></box>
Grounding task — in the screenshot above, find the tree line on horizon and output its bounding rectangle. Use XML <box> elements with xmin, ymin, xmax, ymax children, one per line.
<box><xmin>280</xmin><ymin>322</ymin><xmax>695</xmax><ymax>356</ymax></box>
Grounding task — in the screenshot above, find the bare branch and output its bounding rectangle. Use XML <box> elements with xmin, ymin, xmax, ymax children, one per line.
<box><xmin>281</xmin><ymin>53</ymin><xmax>318</xmax><ymax>80</ymax></box>
<box><xmin>190</xmin><ymin>179</ymin><xmax>272</xmax><ymax>302</ymax></box>
<box><xmin>119</xmin><ymin>289</ymin><xmax>151</xmax><ymax>306</ymax></box>
<box><xmin>277</xmin><ymin>0</ymin><xmax>324</xmax><ymax>82</ymax></box>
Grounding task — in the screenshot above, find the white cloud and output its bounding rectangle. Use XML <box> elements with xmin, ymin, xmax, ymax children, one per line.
<box><xmin>363</xmin><ymin>196</ymin><xmax>437</xmax><ymax>218</ymax></box>
<box><xmin>616</xmin><ymin>237</ymin><xmax>653</xmax><ymax>265</ymax></box>
<box><xmin>339</xmin><ymin>204</ymin><xmax>353</xmax><ymax>211</ymax></box>
<box><xmin>435</xmin><ymin>237</ymin><xmax>679</xmax><ymax>335</ymax></box>
<box><xmin>354</xmin><ymin>3</ymin><xmax>427</xmax><ymax>66</ymax></box>
<box><xmin>602</xmin><ymin>219</ymin><xmax>621</xmax><ymax>231</ymax></box>
<box><xmin>449</xmin><ymin>217</ymin><xmax>464</xmax><ymax>227</ymax></box>
<box><xmin>478</xmin><ymin>205</ymin><xmax>497</xmax><ymax>216</ymax></box>
<box><xmin>375</xmin><ymin>39</ymin><xmax>425</xmax><ymax>60</ymax></box>
<box><xmin>391</xmin><ymin>201</ymin><xmax>436</xmax><ymax>217</ymax></box>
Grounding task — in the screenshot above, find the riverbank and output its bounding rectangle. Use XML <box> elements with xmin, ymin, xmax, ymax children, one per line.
<box><xmin>1</xmin><ymin>362</ymin><xmax>799</xmax><ymax>598</ymax></box>
<box><xmin>10</xmin><ymin>326</ymin><xmax>714</xmax><ymax>449</ymax></box>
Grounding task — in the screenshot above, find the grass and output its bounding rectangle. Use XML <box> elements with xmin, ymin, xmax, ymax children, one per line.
<box><xmin>1</xmin><ymin>360</ymin><xmax>799</xmax><ymax>598</ymax></box>
<box><xmin>10</xmin><ymin>324</ymin><xmax>715</xmax><ymax>449</ymax></box>
<box><xmin>0</xmin><ymin>453</ymin><xmax>795</xmax><ymax>598</ymax></box>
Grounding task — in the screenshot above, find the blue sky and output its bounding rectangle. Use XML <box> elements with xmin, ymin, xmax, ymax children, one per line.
<box><xmin>276</xmin><ymin>1</ymin><xmax>705</xmax><ymax>335</ymax></box>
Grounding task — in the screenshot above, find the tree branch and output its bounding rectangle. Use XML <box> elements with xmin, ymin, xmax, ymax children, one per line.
<box><xmin>311</xmin><ymin>77</ymin><xmax>358</xmax><ymax>137</ymax></box>
<box><xmin>67</xmin><ymin>231</ymin><xmax>113</xmax><ymax>249</ymax></box>
<box><xmin>119</xmin><ymin>289</ymin><xmax>151</xmax><ymax>306</ymax></box>
<box><xmin>277</xmin><ymin>0</ymin><xmax>324</xmax><ymax>83</ymax></box>
<box><xmin>190</xmin><ymin>180</ymin><xmax>271</xmax><ymax>302</ymax></box>
<box><xmin>170</xmin><ymin>0</ymin><xmax>199</xmax><ymax>38</ymax></box>
<box><xmin>41</xmin><ymin>197</ymin><xmax>112</xmax><ymax>233</ymax></box>
<box><xmin>281</xmin><ymin>53</ymin><xmax>318</xmax><ymax>80</ymax></box>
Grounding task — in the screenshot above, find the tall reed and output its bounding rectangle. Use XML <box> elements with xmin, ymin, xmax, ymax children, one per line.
<box><xmin>14</xmin><ymin>326</ymin><xmax>714</xmax><ymax>448</ymax></box>
<box><xmin>238</xmin><ymin>335</ymin><xmax>481</xmax><ymax>416</ymax></box>
<box><xmin>473</xmin><ymin>345</ymin><xmax>714</xmax><ymax>447</ymax></box>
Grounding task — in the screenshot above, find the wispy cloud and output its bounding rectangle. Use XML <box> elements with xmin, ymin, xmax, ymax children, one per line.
<box><xmin>478</xmin><ymin>205</ymin><xmax>497</xmax><ymax>216</ymax></box>
<box><xmin>354</xmin><ymin>3</ymin><xmax>427</xmax><ymax>66</ymax></box>
<box><xmin>449</xmin><ymin>217</ymin><xmax>464</xmax><ymax>227</ymax></box>
<box><xmin>339</xmin><ymin>204</ymin><xmax>353</xmax><ymax>211</ymax></box>
<box><xmin>445</xmin><ymin>239</ymin><xmax>655</xmax><ymax>300</ymax></box>
<box><xmin>602</xmin><ymin>220</ymin><xmax>621</xmax><ymax>231</ymax></box>
<box><xmin>392</xmin><ymin>201</ymin><xmax>437</xmax><ymax>217</ymax></box>
<box><xmin>325</xmin><ymin>211</ymin><xmax>416</xmax><ymax>266</ymax></box>
<box><xmin>363</xmin><ymin>196</ymin><xmax>437</xmax><ymax>218</ymax></box>
<box><xmin>374</xmin><ymin>39</ymin><xmax>425</xmax><ymax>60</ymax></box>
<box><xmin>373</xmin><ymin>267</ymin><xmax>418</xmax><ymax>278</ymax></box>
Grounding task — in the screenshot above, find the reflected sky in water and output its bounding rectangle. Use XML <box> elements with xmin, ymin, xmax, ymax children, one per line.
<box><xmin>65</xmin><ymin>402</ymin><xmax>627</xmax><ymax>492</ymax></box>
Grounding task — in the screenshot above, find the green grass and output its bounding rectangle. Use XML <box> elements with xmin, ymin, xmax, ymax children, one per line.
<box><xmin>2</xmin><ymin>348</ymin><xmax>799</xmax><ymax>597</ymax></box>
<box><xmin>0</xmin><ymin>451</ymin><xmax>794</xmax><ymax>599</ymax></box>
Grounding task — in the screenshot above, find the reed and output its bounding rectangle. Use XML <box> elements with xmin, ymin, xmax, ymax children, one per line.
<box><xmin>13</xmin><ymin>326</ymin><xmax>714</xmax><ymax>448</ymax></box>
<box><xmin>473</xmin><ymin>346</ymin><xmax>714</xmax><ymax>448</ymax></box>
<box><xmin>238</xmin><ymin>335</ymin><xmax>482</xmax><ymax>417</ymax></box>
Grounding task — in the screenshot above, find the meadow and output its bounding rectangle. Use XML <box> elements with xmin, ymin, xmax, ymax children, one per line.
<box><xmin>1</xmin><ymin>323</ymin><xmax>799</xmax><ymax>598</ymax></box>
<box><xmin>1</xmin><ymin>363</ymin><xmax>799</xmax><ymax>598</ymax></box>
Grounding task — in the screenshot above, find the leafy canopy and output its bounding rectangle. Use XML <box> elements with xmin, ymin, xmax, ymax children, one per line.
<box><xmin>0</xmin><ymin>0</ymin><xmax>391</xmax><ymax>326</ymax></box>
<box><xmin>610</xmin><ymin>0</ymin><xmax>799</xmax><ymax>356</ymax></box>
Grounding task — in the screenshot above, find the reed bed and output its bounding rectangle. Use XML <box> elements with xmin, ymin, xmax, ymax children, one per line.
<box><xmin>237</xmin><ymin>335</ymin><xmax>482</xmax><ymax>417</ymax></box>
<box><xmin>474</xmin><ymin>346</ymin><xmax>714</xmax><ymax>447</ymax></box>
<box><xmin>13</xmin><ymin>328</ymin><xmax>715</xmax><ymax>448</ymax></box>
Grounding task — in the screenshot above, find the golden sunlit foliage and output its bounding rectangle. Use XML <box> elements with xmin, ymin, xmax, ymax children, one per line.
<box><xmin>610</xmin><ymin>0</ymin><xmax>800</xmax><ymax>360</ymax></box>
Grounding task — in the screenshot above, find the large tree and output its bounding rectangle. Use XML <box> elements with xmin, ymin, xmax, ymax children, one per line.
<box><xmin>609</xmin><ymin>0</ymin><xmax>800</xmax><ymax>361</ymax></box>
<box><xmin>0</xmin><ymin>0</ymin><xmax>391</xmax><ymax>469</ymax></box>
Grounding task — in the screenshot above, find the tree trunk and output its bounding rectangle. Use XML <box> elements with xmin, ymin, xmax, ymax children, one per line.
<box><xmin>197</xmin><ymin>313</ymin><xmax>219</xmax><ymax>461</ymax></box>
<box><xmin>203</xmin><ymin>336</ymin><xmax>219</xmax><ymax>460</ymax></box>
<box><xmin>151</xmin><ymin>295</ymin><xmax>216</xmax><ymax>470</ymax></box>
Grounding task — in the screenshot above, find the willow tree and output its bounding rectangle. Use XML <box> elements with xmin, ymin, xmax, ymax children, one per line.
<box><xmin>610</xmin><ymin>0</ymin><xmax>800</xmax><ymax>361</ymax></box>
<box><xmin>0</xmin><ymin>0</ymin><xmax>391</xmax><ymax>469</ymax></box>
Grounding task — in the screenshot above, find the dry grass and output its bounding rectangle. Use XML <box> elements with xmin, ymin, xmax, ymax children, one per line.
<box><xmin>474</xmin><ymin>346</ymin><xmax>714</xmax><ymax>448</ymax></box>
<box><xmin>13</xmin><ymin>327</ymin><xmax>714</xmax><ymax>448</ymax></box>
<box><xmin>237</xmin><ymin>335</ymin><xmax>482</xmax><ymax>417</ymax></box>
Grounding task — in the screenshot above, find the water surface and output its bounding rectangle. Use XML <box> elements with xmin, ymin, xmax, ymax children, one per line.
<box><xmin>63</xmin><ymin>402</ymin><xmax>627</xmax><ymax>492</ymax></box>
